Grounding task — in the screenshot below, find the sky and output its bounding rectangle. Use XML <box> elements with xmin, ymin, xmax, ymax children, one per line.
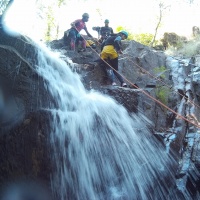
<box><xmin>3</xmin><ymin>0</ymin><xmax>200</xmax><ymax>41</ymax></box>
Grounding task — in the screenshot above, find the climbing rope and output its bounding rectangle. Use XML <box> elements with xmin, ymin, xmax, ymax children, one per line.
<box><xmin>71</xmin><ymin>28</ymin><xmax>200</xmax><ymax>128</ymax></box>
<box><xmin>124</xmin><ymin>53</ymin><xmax>200</xmax><ymax>110</ymax></box>
<box><xmin>93</xmin><ymin>37</ymin><xmax>200</xmax><ymax>112</ymax></box>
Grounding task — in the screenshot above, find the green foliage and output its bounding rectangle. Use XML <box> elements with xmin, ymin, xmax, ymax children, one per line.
<box><xmin>45</xmin><ymin>6</ymin><xmax>56</xmax><ymax>41</ymax></box>
<box><xmin>153</xmin><ymin>66</ymin><xmax>167</xmax><ymax>79</ymax></box>
<box><xmin>58</xmin><ymin>0</ymin><xmax>67</xmax><ymax>7</ymax></box>
<box><xmin>154</xmin><ymin>66</ymin><xmax>170</xmax><ymax>105</ymax></box>
<box><xmin>156</xmin><ymin>86</ymin><xmax>170</xmax><ymax>105</ymax></box>
<box><xmin>38</xmin><ymin>0</ymin><xmax>68</xmax><ymax>41</ymax></box>
<box><xmin>133</xmin><ymin>33</ymin><xmax>154</xmax><ymax>46</ymax></box>
<box><xmin>116</xmin><ymin>26</ymin><xmax>154</xmax><ymax>46</ymax></box>
<box><xmin>116</xmin><ymin>26</ymin><xmax>134</xmax><ymax>40</ymax></box>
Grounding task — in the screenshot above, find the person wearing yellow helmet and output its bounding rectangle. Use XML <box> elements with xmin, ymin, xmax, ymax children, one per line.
<box><xmin>65</xmin><ymin>13</ymin><xmax>93</xmax><ymax>51</ymax></box>
<box><xmin>100</xmin><ymin>30</ymin><xmax>128</xmax><ymax>87</ymax></box>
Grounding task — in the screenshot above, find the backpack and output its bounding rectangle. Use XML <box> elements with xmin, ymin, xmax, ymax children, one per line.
<box><xmin>86</xmin><ymin>40</ymin><xmax>96</xmax><ymax>49</ymax></box>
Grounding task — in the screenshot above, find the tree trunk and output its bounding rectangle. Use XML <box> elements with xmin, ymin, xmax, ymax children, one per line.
<box><xmin>150</xmin><ymin>8</ymin><xmax>162</xmax><ymax>48</ymax></box>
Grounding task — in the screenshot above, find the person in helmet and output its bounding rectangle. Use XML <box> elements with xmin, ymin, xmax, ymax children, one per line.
<box><xmin>100</xmin><ymin>30</ymin><xmax>128</xmax><ymax>87</ymax></box>
<box><xmin>92</xmin><ymin>19</ymin><xmax>114</xmax><ymax>43</ymax></box>
<box><xmin>66</xmin><ymin>13</ymin><xmax>93</xmax><ymax>51</ymax></box>
<box><xmin>100</xmin><ymin>19</ymin><xmax>114</xmax><ymax>42</ymax></box>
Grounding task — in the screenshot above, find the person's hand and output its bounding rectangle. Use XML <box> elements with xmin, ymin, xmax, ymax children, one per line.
<box><xmin>88</xmin><ymin>34</ymin><xmax>93</xmax><ymax>38</ymax></box>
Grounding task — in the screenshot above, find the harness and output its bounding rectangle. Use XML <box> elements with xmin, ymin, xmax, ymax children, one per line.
<box><xmin>103</xmin><ymin>35</ymin><xmax>121</xmax><ymax>51</ymax></box>
<box><xmin>100</xmin><ymin>27</ymin><xmax>113</xmax><ymax>36</ymax></box>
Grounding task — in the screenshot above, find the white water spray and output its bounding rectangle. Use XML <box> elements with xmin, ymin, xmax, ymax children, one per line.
<box><xmin>36</xmin><ymin>47</ymin><xmax>178</xmax><ymax>200</ymax></box>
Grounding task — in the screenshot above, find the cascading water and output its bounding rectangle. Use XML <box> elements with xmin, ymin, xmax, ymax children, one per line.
<box><xmin>36</xmin><ymin>47</ymin><xmax>178</xmax><ymax>200</ymax></box>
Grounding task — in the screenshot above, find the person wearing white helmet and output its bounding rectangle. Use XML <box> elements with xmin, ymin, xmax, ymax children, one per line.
<box><xmin>100</xmin><ymin>30</ymin><xmax>128</xmax><ymax>87</ymax></box>
<box><xmin>66</xmin><ymin>13</ymin><xmax>93</xmax><ymax>52</ymax></box>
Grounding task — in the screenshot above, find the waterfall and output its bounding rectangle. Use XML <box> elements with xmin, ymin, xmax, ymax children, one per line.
<box><xmin>35</xmin><ymin>47</ymin><xmax>178</xmax><ymax>200</ymax></box>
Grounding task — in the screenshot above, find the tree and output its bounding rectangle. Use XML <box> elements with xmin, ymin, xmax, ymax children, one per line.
<box><xmin>116</xmin><ymin>26</ymin><xmax>154</xmax><ymax>46</ymax></box>
<box><xmin>45</xmin><ymin>6</ymin><xmax>55</xmax><ymax>41</ymax></box>
<box><xmin>35</xmin><ymin>0</ymin><xmax>68</xmax><ymax>41</ymax></box>
<box><xmin>56</xmin><ymin>0</ymin><xmax>67</xmax><ymax>39</ymax></box>
<box><xmin>150</xmin><ymin>1</ymin><xmax>170</xmax><ymax>47</ymax></box>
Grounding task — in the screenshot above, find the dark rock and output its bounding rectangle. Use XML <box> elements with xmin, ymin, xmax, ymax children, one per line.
<box><xmin>0</xmin><ymin>29</ymin><xmax>55</xmax><ymax>191</ymax></box>
<box><xmin>2</xmin><ymin>26</ymin><xmax>200</xmax><ymax>199</ymax></box>
<box><xmin>0</xmin><ymin>110</ymin><xmax>52</xmax><ymax>187</ymax></box>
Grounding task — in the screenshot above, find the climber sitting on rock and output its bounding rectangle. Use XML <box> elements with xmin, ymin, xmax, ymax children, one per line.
<box><xmin>64</xmin><ymin>13</ymin><xmax>93</xmax><ymax>52</ymax></box>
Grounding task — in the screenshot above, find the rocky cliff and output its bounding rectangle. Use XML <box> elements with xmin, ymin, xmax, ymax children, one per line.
<box><xmin>1</xmin><ymin>27</ymin><xmax>200</xmax><ymax>199</ymax></box>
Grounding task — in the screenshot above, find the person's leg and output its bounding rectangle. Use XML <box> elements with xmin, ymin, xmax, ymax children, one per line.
<box><xmin>99</xmin><ymin>59</ymin><xmax>107</xmax><ymax>75</ymax></box>
<box><xmin>110</xmin><ymin>58</ymin><xmax>127</xmax><ymax>87</ymax></box>
<box><xmin>105</xmin><ymin>59</ymin><xmax>115</xmax><ymax>83</ymax></box>
<box><xmin>110</xmin><ymin>58</ymin><xmax>124</xmax><ymax>83</ymax></box>
<box><xmin>99</xmin><ymin>59</ymin><xmax>114</xmax><ymax>83</ymax></box>
<box><xmin>100</xmin><ymin>52</ymin><xmax>114</xmax><ymax>83</ymax></box>
<box><xmin>68</xmin><ymin>29</ymin><xmax>77</xmax><ymax>50</ymax></box>
<box><xmin>81</xmin><ymin>40</ymin><xmax>86</xmax><ymax>50</ymax></box>
<box><xmin>78</xmin><ymin>37</ymin><xmax>86</xmax><ymax>51</ymax></box>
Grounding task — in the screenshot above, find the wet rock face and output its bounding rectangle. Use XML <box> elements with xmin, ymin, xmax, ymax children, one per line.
<box><xmin>50</xmin><ymin>38</ymin><xmax>200</xmax><ymax>198</ymax></box>
<box><xmin>2</xmin><ymin>26</ymin><xmax>200</xmax><ymax>198</ymax></box>
<box><xmin>0</xmin><ymin>29</ymin><xmax>172</xmax><ymax>195</ymax></box>
<box><xmin>0</xmin><ymin>29</ymin><xmax>56</xmax><ymax>133</ymax></box>
<box><xmin>0</xmin><ymin>111</ymin><xmax>52</xmax><ymax>186</ymax></box>
<box><xmin>64</xmin><ymin>40</ymin><xmax>170</xmax><ymax>131</ymax></box>
<box><xmin>0</xmin><ymin>29</ymin><xmax>55</xmax><ymax>189</ymax></box>
<box><xmin>100</xmin><ymin>86</ymin><xmax>138</xmax><ymax>113</ymax></box>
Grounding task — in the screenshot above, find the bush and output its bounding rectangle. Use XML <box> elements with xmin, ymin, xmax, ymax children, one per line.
<box><xmin>156</xmin><ymin>86</ymin><xmax>170</xmax><ymax>105</ymax></box>
<box><xmin>153</xmin><ymin>66</ymin><xmax>167</xmax><ymax>79</ymax></box>
<box><xmin>116</xmin><ymin>26</ymin><xmax>155</xmax><ymax>46</ymax></box>
<box><xmin>134</xmin><ymin>33</ymin><xmax>154</xmax><ymax>46</ymax></box>
<box><xmin>166</xmin><ymin>38</ymin><xmax>200</xmax><ymax>57</ymax></box>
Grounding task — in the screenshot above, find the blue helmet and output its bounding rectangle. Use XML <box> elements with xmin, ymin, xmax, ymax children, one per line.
<box><xmin>120</xmin><ymin>30</ymin><xmax>128</xmax><ymax>38</ymax></box>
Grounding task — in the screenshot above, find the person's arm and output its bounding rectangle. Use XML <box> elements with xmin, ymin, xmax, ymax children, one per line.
<box><xmin>101</xmin><ymin>40</ymin><xmax>106</xmax><ymax>51</ymax></box>
<box><xmin>110</xmin><ymin>28</ymin><xmax>114</xmax><ymax>34</ymax></box>
<box><xmin>84</xmin><ymin>26</ymin><xmax>92</xmax><ymax>37</ymax></box>
<box><xmin>114</xmin><ymin>36</ymin><xmax>122</xmax><ymax>53</ymax></box>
